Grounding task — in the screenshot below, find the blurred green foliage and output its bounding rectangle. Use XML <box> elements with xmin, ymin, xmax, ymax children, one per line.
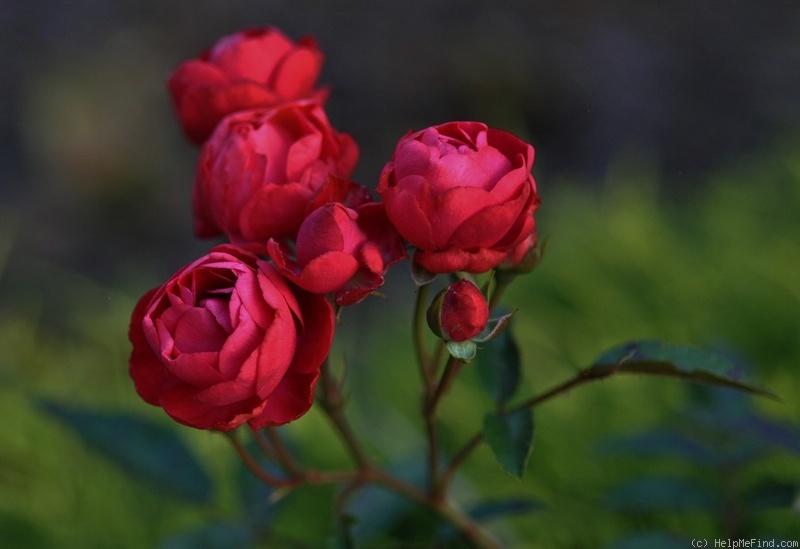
<box><xmin>1</xmin><ymin>139</ymin><xmax>798</xmax><ymax>547</ymax></box>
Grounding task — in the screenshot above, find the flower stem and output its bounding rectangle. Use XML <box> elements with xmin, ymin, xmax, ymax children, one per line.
<box><xmin>262</xmin><ymin>427</ymin><xmax>305</xmax><ymax>479</ymax></box>
<box><xmin>233</xmin><ymin>431</ymin><xmax>503</xmax><ymax>548</ymax></box>
<box><xmin>317</xmin><ymin>358</ymin><xmax>372</xmax><ymax>471</ymax></box>
<box><xmin>427</xmin><ymin>355</ymin><xmax>464</xmax><ymax>415</ymax></box>
<box><xmin>368</xmin><ymin>469</ymin><xmax>505</xmax><ymax>549</ymax></box>
<box><xmin>226</xmin><ymin>431</ymin><xmax>300</xmax><ymax>488</ymax></box>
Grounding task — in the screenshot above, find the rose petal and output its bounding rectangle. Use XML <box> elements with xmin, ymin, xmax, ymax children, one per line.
<box><xmin>415</xmin><ymin>247</ymin><xmax>507</xmax><ymax>274</ymax></box>
<box><xmin>239</xmin><ymin>182</ymin><xmax>314</xmax><ymax>241</ymax></box>
<box><xmin>247</xmin><ymin>370</ymin><xmax>319</xmax><ymax>428</ymax></box>
<box><xmin>160</xmin><ymin>384</ymin><xmax>265</xmax><ymax>431</ymax></box>
<box><xmin>288</xmin><ymin>251</ymin><xmax>360</xmax><ymax>294</ymax></box>
<box><xmin>380</xmin><ymin>178</ymin><xmax>436</xmax><ymax>250</ymax></box>
<box><xmin>272</xmin><ymin>47</ymin><xmax>323</xmax><ymax>99</ymax></box>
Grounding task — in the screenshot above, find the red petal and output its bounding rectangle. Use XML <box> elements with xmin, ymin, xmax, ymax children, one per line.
<box><xmin>159</xmin><ymin>384</ymin><xmax>265</xmax><ymax>431</ymax></box>
<box><xmin>247</xmin><ymin>370</ymin><xmax>319</xmax><ymax>428</ymax></box>
<box><xmin>415</xmin><ymin>247</ymin><xmax>507</xmax><ymax>274</ymax></box>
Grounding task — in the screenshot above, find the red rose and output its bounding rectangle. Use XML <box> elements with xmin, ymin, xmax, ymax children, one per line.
<box><xmin>499</xmin><ymin>226</ymin><xmax>538</xmax><ymax>269</ymax></box>
<box><xmin>427</xmin><ymin>279</ymin><xmax>489</xmax><ymax>342</ymax></box>
<box><xmin>128</xmin><ymin>245</ymin><xmax>334</xmax><ymax>431</ymax></box>
<box><xmin>168</xmin><ymin>27</ymin><xmax>328</xmax><ymax>143</ymax></box>
<box><xmin>193</xmin><ymin>102</ymin><xmax>359</xmax><ymax>248</ymax></box>
<box><xmin>377</xmin><ymin>121</ymin><xmax>539</xmax><ymax>274</ymax></box>
<box><xmin>267</xmin><ymin>178</ymin><xmax>408</xmax><ymax>306</ymax></box>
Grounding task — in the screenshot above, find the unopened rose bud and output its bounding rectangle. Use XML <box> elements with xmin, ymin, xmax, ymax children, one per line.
<box><xmin>427</xmin><ymin>279</ymin><xmax>490</xmax><ymax>343</ymax></box>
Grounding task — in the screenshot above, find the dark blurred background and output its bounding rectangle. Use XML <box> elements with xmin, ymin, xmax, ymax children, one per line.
<box><xmin>1</xmin><ymin>0</ymin><xmax>798</xmax><ymax>283</ymax></box>
<box><xmin>1</xmin><ymin>2</ymin><xmax>799</xmax><ymax>547</ymax></box>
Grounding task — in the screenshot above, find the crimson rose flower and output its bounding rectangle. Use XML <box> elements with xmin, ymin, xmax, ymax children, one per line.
<box><xmin>193</xmin><ymin>101</ymin><xmax>359</xmax><ymax>248</ymax></box>
<box><xmin>427</xmin><ymin>279</ymin><xmax>489</xmax><ymax>342</ymax></box>
<box><xmin>499</xmin><ymin>227</ymin><xmax>538</xmax><ymax>270</ymax></box>
<box><xmin>267</xmin><ymin>178</ymin><xmax>407</xmax><ymax>306</ymax></box>
<box><xmin>377</xmin><ymin>121</ymin><xmax>539</xmax><ymax>274</ymax></box>
<box><xmin>128</xmin><ymin>245</ymin><xmax>334</xmax><ymax>431</ymax></box>
<box><xmin>168</xmin><ymin>27</ymin><xmax>328</xmax><ymax>143</ymax></box>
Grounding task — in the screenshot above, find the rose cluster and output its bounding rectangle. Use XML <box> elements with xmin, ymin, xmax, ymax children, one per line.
<box><xmin>129</xmin><ymin>27</ymin><xmax>540</xmax><ymax>431</ymax></box>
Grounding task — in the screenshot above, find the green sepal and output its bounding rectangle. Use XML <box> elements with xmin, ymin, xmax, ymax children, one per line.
<box><xmin>472</xmin><ymin>310</ymin><xmax>516</xmax><ymax>343</ymax></box>
<box><xmin>410</xmin><ymin>257</ymin><xmax>437</xmax><ymax>286</ymax></box>
<box><xmin>446</xmin><ymin>339</ymin><xmax>478</xmax><ymax>362</ymax></box>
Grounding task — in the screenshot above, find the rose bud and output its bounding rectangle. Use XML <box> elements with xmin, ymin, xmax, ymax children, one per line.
<box><xmin>267</xmin><ymin>179</ymin><xmax>407</xmax><ymax>306</ymax></box>
<box><xmin>427</xmin><ymin>279</ymin><xmax>490</xmax><ymax>343</ymax></box>
<box><xmin>377</xmin><ymin>121</ymin><xmax>540</xmax><ymax>274</ymax></box>
<box><xmin>168</xmin><ymin>27</ymin><xmax>328</xmax><ymax>143</ymax></box>
<box><xmin>193</xmin><ymin>102</ymin><xmax>359</xmax><ymax>248</ymax></box>
<box><xmin>128</xmin><ymin>245</ymin><xmax>335</xmax><ymax>431</ymax></box>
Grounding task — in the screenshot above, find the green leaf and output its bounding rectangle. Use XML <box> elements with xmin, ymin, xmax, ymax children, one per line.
<box><xmin>272</xmin><ymin>484</ymin><xmax>339</xmax><ymax>546</ymax></box>
<box><xmin>597</xmin><ymin>428</ymin><xmax>716</xmax><ymax>464</ymax></box>
<box><xmin>38</xmin><ymin>400</ymin><xmax>211</xmax><ymax>503</ymax></box>
<box><xmin>744</xmin><ymin>480</ymin><xmax>800</xmax><ymax>510</ymax></box>
<box><xmin>327</xmin><ymin>514</ymin><xmax>358</xmax><ymax>549</ymax></box>
<box><xmin>468</xmin><ymin>497</ymin><xmax>545</xmax><ymax>522</ymax></box>
<box><xmin>606</xmin><ymin>476</ymin><xmax>719</xmax><ymax>513</ymax></box>
<box><xmin>475</xmin><ymin>328</ymin><xmax>522</xmax><ymax>406</ymax></box>
<box><xmin>0</xmin><ymin>511</ymin><xmax>51</xmax><ymax>549</ymax></box>
<box><xmin>592</xmin><ymin>340</ymin><xmax>775</xmax><ymax>398</ymax></box>
<box><xmin>484</xmin><ymin>408</ymin><xmax>534</xmax><ymax>479</ymax></box>
<box><xmin>606</xmin><ymin>532</ymin><xmax>690</xmax><ymax>549</ymax></box>
<box><xmin>160</xmin><ymin>523</ymin><xmax>254</xmax><ymax>549</ymax></box>
<box><xmin>344</xmin><ymin>457</ymin><xmax>428</xmax><ymax>542</ymax></box>
<box><xmin>236</xmin><ymin>441</ymin><xmax>283</xmax><ymax>527</ymax></box>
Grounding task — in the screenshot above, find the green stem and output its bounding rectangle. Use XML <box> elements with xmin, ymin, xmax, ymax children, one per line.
<box><xmin>488</xmin><ymin>273</ymin><xmax>512</xmax><ymax>312</ymax></box>
<box><xmin>441</xmin><ymin>366</ymin><xmax>621</xmax><ymax>493</ymax></box>
<box><xmin>427</xmin><ymin>355</ymin><xmax>464</xmax><ymax>416</ymax></box>
<box><xmin>508</xmin><ymin>366</ymin><xmax>618</xmax><ymax>414</ymax></box>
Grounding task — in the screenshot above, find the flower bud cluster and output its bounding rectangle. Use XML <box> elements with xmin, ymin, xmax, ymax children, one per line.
<box><xmin>128</xmin><ymin>26</ymin><xmax>540</xmax><ymax>431</ymax></box>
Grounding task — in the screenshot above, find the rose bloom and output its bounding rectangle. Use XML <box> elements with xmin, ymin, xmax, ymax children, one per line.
<box><xmin>498</xmin><ymin>226</ymin><xmax>538</xmax><ymax>270</ymax></box>
<box><xmin>128</xmin><ymin>245</ymin><xmax>334</xmax><ymax>431</ymax></box>
<box><xmin>267</xmin><ymin>178</ymin><xmax>408</xmax><ymax>306</ymax></box>
<box><xmin>168</xmin><ymin>27</ymin><xmax>328</xmax><ymax>143</ymax></box>
<box><xmin>193</xmin><ymin>101</ymin><xmax>359</xmax><ymax>248</ymax></box>
<box><xmin>427</xmin><ymin>279</ymin><xmax>489</xmax><ymax>342</ymax></box>
<box><xmin>377</xmin><ymin>121</ymin><xmax>539</xmax><ymax>274</ymax></box>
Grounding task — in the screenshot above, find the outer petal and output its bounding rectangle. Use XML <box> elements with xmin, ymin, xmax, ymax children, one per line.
<box><xmin>247</xmin><ymin>370</ymin><xmax>319</xmax><ymax>428</ymax></box>
<box><xmin>380</xmin><ymin>178</ymin><xmax>436</xmax><ymax>250</ymax></box>
<box><xmin>415</xmin><ymin>247</ymin><xmax>507</xmax><ymax>274</ymax></box>
<box><xmin>288</xmin><ymin>252</ymin><xmax>360</xmax><ymax>294</ymax></box>
<box><xmin>446</xmin><ymin>187</ymin><xmax>530</xmax><ymax>249</ymax></box>
<box><xmin>289</xmin><ymin>288</ymin><xmax>335</xmax><ymax>375</ymax></box>
<box><xmin>273</xmin><ymin>46</ymin><xmax>324</xmax><ymax>99</ymax></box>
<box><xmin>353</xmin><ymin>202</ymin><xmax>408</xmax><ymax>269</ymax></box>
<box><xmin>159</xmin><ymin>384</ymin><xmax>266</xmax><ymax>431</ymax></box>
<box><xmin>239</xmin><ymin>182</ymin><xmax>315</xmax><ymax>242</ymax></box>
<box><xmin>129</xmin><ymin>289</ymin><xmax>175</xmax><ymax>405</ymax></box>
<box><xmin>211</xmin><ymin>29</ymin><xmax>294</xmax><ymax>80</ymax></box>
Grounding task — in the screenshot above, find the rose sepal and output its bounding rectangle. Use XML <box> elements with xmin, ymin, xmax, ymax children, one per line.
<box><xmin>446</xmin><ymin>340</ymin><xmax>478</xmax><ymax>363</ymax></box>
<box><xmin>472</xmin><ymin>310</ymin><xmax>517</xmax><ymax>344</ymax></box>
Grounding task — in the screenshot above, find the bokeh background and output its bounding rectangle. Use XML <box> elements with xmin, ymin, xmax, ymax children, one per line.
<box><xmin>1</xmin><ymin>1</ymin><xmax>798</xmax><ymax>547</ymax></box>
